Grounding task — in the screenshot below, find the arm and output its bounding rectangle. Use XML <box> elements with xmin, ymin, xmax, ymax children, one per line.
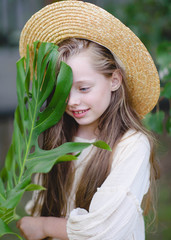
<box><xmin>67</xmin><ymin>131</ymin><xmax>151</xmax><ymax>239</ymax></box>
<box><xmin>17</xmin><ymin>216</ymin><xmax>68</xmax><ymax>240</ymax></box>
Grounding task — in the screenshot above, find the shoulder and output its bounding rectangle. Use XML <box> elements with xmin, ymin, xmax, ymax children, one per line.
<box><xmin>118</xmin><ymin>129</ymin><xmax>150</xmax><ymax>150</ymax></box>
<box><xmin>112</xmin><ymin>129</ymin><xmax>151</xmax><ymax>168</ymax></box>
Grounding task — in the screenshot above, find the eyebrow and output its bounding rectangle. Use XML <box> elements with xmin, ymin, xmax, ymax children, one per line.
<box><xmin>75</xmin><ymin>80</ymin><xmax>93</xmax><ymax>84</ymax></box>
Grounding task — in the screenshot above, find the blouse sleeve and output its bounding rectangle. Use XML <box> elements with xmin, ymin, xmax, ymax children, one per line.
<box><xmin>67</xmin><ymin>131</ymin><xmax>151</xmax><ymax>240</ymax></box>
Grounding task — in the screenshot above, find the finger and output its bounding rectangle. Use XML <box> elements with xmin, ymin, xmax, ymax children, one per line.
<box><xmin>16</xmin><ymin>219</ymin><xmax>21</xmax><ymax>228</ymax></box>
<box><xmin>16</xmin><ymin>224</ymin><xmax>27</xmax><ymax>240</ymax></box>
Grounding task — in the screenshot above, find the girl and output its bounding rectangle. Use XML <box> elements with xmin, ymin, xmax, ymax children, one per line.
<box><xmin>17</xmin><ymin>1</ymin><xmax>160</xmax><ymax>240</ymax></box>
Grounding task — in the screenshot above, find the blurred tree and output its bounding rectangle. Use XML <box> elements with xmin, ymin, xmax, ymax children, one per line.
<box><xmin>105</xmin><ymin>0</ymin><xmax>171</xmax><ymax>57</ymax></box>
<box><xmin>104</xmin><ymin>0</ymin><xmax>171</xmax><ymax>136</ymax></box>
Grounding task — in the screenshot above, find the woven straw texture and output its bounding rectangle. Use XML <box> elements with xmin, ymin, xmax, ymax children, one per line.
<box><xmin>19</xmin><ymin>0</ymin><xmax>160</xmax><ymax>116</ymax></box>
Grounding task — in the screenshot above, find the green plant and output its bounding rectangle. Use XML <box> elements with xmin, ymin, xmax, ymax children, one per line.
<box><xmin>143</xmin><ymin>41</ymin><xmax>171</xmax><ymax>135</ymax></box>
<box><xmin>0</xmin><ymin>41</ymin><xmax>111</xmax><ymax>238</ymax></box>
<box><xmin>104</xmin><ymin>0</ymin><xmax>171</xmax><ymax>136</ymax></box>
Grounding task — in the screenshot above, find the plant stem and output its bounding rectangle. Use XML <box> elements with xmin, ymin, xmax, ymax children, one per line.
<box><xmin>18</xmin><ymin>98</ymin><xmax>38</xmax><ymax>183</ymax></box>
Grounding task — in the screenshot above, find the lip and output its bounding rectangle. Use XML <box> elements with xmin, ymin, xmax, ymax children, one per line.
<box><xmin>72</xmin><ymin>109</ymin><xmax>90</xmax><ymax>118</ymax></box>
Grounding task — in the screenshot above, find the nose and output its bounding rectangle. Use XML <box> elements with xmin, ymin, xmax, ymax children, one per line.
<box><xmin>67</xmin><ymin>88</ymin><xmax>80</xmax><ymax>107</ymax></box>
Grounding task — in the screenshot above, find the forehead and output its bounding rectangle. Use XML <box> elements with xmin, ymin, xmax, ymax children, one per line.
<box><xmin>66</xmin><ymin>51</ymin><xmax>95</xmax><ymax>75</ymax></box>
<box><xmin>66</xmin><ymin>54</ymin><xmax>110</xmax><ymax>87</ymax></box>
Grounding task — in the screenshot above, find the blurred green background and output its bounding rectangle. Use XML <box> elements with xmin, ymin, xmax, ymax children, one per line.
<box><xmin>0</xmin><ymin>0</ymin><xmax>170</xmax><ymax>239</ymax></box>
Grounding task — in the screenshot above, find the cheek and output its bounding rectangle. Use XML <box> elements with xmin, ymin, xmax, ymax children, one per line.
<box><xmin>99</xmin><ymin>88</ymin><xmax>112</xmax><ymax>110</ymax></box>
<box><xmin>101</xmin><ymin>93</ymin><xmax>111</xmax><ymax>110</ymax></box>
<box><xmin>65</xmin><ymin>107</ymin><xmax>72</xmax><ymax>116</ymax></box>
<box><xmin>99</xmin><ymin>86</ymin><xmax>112</xmax><ymax>102</ymax></box>
<box><xmin>91</xmin><ymin>89</ymin><xmax>112</xmax><ymax>110</ymax></box>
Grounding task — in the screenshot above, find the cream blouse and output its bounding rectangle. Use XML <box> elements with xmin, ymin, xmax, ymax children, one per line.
<box><xmin>26</xmin><ymin>129</ymin><xmax>151</xmax><ymax>240</ymax></box>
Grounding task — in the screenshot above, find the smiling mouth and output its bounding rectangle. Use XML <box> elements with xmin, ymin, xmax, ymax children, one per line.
<box><xmin>72</xmin><ymin>109</ymin><xmax>89</xmax><ymax>118</ymax></box>
<box><xmin>74</xmin><ymin>110</ymin><xmax>88</xmax><ymax>114</ymax></box>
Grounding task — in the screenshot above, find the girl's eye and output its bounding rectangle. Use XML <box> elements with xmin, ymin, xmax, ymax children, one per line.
<box><xmin>80</xmin><ymin>87</ymin><xmax>90</xmax><ymax>92</ymax></box>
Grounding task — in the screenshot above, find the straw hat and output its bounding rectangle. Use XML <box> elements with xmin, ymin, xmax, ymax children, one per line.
<box><xmin>19</xmin><ymin>0</ymin><xmax>160</xmax><ymax>116</ymax></box>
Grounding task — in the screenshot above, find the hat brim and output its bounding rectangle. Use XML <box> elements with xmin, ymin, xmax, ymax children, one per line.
<box><xmin>19</xmin><ymin>0</ymin><xmax>160</xmax><ymax>116</ymax></box>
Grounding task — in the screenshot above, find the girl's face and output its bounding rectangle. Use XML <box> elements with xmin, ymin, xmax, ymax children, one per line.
<box><xmin>65</xmin><ymin>50</ymin><xmax>121</xmax><ymax>138</ymax></box>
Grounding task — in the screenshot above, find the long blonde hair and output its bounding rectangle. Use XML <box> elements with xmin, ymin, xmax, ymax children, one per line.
<box><xmin>32</xmin><ymin>38</ymin><xmax>160</xmax><ymax>218</ymax></box>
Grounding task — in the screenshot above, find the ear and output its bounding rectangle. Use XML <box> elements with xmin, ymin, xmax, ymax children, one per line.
<box><xmin>111</xmin><ymin>70</ymin><xmax>122</xmax><ymax>91</ymax></box>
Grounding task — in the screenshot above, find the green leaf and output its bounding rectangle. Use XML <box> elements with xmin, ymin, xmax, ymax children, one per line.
<box><xmin>166</xmin><ymin>110</ymin><xmax>171</xmax><ymax>136</ymax></box>
<box><xmin>160</xmin><ymin>82</ymin><xmax>171</xmax><ymax>99</ymax></box>
<box><xmin>0</xmin><ymin>42</ymin><xmax>67</xmax><ymax>230</ymax></box>
<box><xmin>25</xmin><ymin>45</ymin><xmax>31</xmax><ymax>98</ymax></box>
<box><xmin>25</xmin><ymin>184</ymin><xmax>46</xmax><ymax>191</ymax></box>
<box><xmin>26</xmin><ymin>142</ymin><xmax>92</xmax><ymax>175</ymax></box>
<box><xmin>0</xmin><ymin>207</ymin><xmax>19</xmax><ymax>224</ymax></box>
<box><xmin>156</xmin><ymin>41</ymin><xmax>171</xmax><ymax>67</ymax></box>
<box><xmin>156</xmin><ymin>41</ymin><xmax>171</xmax><ymax>82</ymax></box>
<box><xmin>25</xmin><ymin>141</ymin><xmax>112</xmax><ymax>175</ymax></box>
<box><xmin>0</xmin><ymin>41</ymin><xmax>111</xmax><ymax>238</ymax></box>
<box><xmin>0</xmin><ymin>218</ymin><xmax>22</xmax><ymax>239</ymax></box>
<box><xmin>0</xmin><ymin>179</ymin><xmax>5</xmax><ymax>198</ymax></box>
<box><xmin>3</xmin><ymin>190</ymin><xmax>25</xmax><ymax>209</ymax></box>
<box><xmin>143</xmin><ymin>111</ymin><xmax>165</xmax><ymax>134</ymax></box>
<box><xmin>35</xmin><ymin>61</ymin><xmax>73</xmax><ymax>135</ymax></box>
<box><xmin>92</xmin><ymin>140</ymin><xmax>112</xmax><ymax>151</ymax></box>
<box><xmin>14</xmin><ymin>176</ymin><xmax>31</xmax><ymax>190</ymax></box>
<box><xmin>57</xmin><ymin>154</ymin><xmax>78</xmax><ymax>162</ymax></box>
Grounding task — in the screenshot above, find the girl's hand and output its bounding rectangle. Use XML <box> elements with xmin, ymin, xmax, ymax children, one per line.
<box><xmin>16</xmin><ymin>216</ymin><xmax>46</xmax><ymax>240</ymax></box>
<box><xmin>17</xmin><ymin>216</ymin><xmax>68</xmax><ymax>240</ymax></box>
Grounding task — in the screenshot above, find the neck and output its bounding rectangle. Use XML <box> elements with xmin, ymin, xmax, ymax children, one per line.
<box><xmin>76</xmin><ymin>124</ymin><xmax>98</xmax><ymax>140</ymax></box>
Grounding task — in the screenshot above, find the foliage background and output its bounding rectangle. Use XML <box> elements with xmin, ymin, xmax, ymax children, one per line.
<box><xmin>105</xmin><ymin>1</ymin><xmax>171</xmax><ymax>239</ymax></box>
<box><xmin>0</xmin><ymin>0</ymin><xmax>170</xmax><ymax>239</ymax></box>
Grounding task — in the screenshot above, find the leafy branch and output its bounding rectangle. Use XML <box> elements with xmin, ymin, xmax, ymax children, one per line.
<box><xmin>0</xmin><ymin>41</ymin><xmax>111</xmax><ymax>238</ymax></box>
<box><xmin>143</xmin><ymin>41</ymin><xmax>171</xmax><ymax>136</ymax></box>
